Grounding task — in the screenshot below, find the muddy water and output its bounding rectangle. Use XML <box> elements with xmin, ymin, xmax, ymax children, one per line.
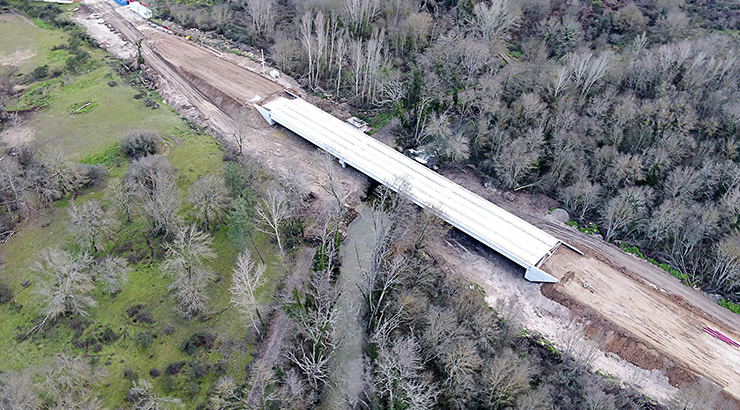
<box><xmin>319</xmin><ymin>204</ymin><xmax>373</xmax><ymax>409</ymax></box>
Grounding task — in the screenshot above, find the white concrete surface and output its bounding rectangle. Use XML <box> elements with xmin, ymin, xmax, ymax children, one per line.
<box><xmin>260</xmin><ymin>97</ymin><xmax>561</xmax><ymax>283</ymax></box>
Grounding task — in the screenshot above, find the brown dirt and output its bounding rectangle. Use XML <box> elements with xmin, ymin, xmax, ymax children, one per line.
<box><xmin>148</xmin><ymin>34</ymin><xmax>284</xmax><ymax>111</ymax></box>
<box><xmin>436</xmin><ymin>167</ymin><xmax>740</xmax><ymax>403</ymax></box>
<box><xmin>0</xmin><ymin>125</ymin><xmax>35</xmax><ymax>147</ymax></box>
<box><xmin>540</xmin><ymin>246</ymin><xmax>740</xmax><ymax>401</ymax></box>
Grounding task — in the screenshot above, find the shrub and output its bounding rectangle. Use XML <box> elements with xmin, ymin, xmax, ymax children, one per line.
<box><xmin>718</xmin><ymin>298</ymin><xmax>740</xmax><ymax>314</ymax></box>
<box><xmin>180</xmin><ymin>331</ymin><xmax>216</xmax><ymax>355</ymax></box>
<box><xmin>163</xmin><ymin>324</ymin><xmax>175</xmax><ymax>335</ymax></box>
<box><xmin>32</xmin><ymin>65</ymin><xmax>49</xmax><ymax>79</ymax></box>
<box><xmin>0</xmin><ymin>283</ymin><xmax>13</xmax><ymax>304</ymax></box>
<box><xmin>80</xmin><ymin>164</ymin><xmax>108</xmax><ymax>187</ymax></box>
<box><xmin>161</xmin><ymin>374</ymin><xmax>175</xmax><ymax>392</ymax></box>
<box><xmin>166</xmin><ymin>361</ymin><xmax>186</xmax><ymax>375</ymax></box>
<box><xmin>127</xmin><ymin>304</ymin><xmax>156</xmax><ymax>324</ymax></box>
<box><xmin>136</xmin><ymin>331</ymin><xmax>154</xmax><ymax>349</ymax></box>
<box><xmin>120</xmin><ymin>130</ymin><xmax>161</xmax><ymax>159</ymax></box>
<box><xmin>99</xmin><ymin>327</ymin><xmax>119</xmax><ymax>344</ymax></box>
<box><xmin>185</xmin><ymin>381</ymin><xmax>200</xmax><ymax>397</ymax></box>
<box><xmin>149</xmin><ymin>367</ymin><xmax>160</xmax><ymax>377</ymax></box>
<box><xmin>123</xmin><ymin>369</ymin><xmax>139</xmax><ymax>381</ymax></box>
<box><xmin>188</xmin><ymin>360</ymin><xmax>209</xmax><ymax>379</ymax></box>
<box><xmin>212</xmin><ymin>360</ymin><xmax>228</xmax><ymax>377</ymax></box>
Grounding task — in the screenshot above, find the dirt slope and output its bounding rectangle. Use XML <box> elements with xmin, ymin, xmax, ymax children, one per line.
<box><xmin>439</xmin><ymin>168</ymin><xmax>740</xmax><ymax>403</ymax></box>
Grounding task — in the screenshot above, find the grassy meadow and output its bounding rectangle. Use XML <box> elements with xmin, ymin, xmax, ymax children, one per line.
<box><xmin>0</xmin><ymin>6</ymin><xmax>283</xmax><ymax>408</ymax></box>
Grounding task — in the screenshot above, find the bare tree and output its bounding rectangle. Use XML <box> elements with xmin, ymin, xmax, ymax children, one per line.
<box><xmin>93</xmin><ymin>255</ymin><xmax>131</xmax><ymax>294</ymax></box>
<box><xmin>283</xmin><ymin>238</ymin><xmax>341</xmax><ymax>393</ymax></box>
<box><xmin>469</xmin><ymin>0</ymin><xmax>520</xmax><ymax>43</ymax></box>
<box><xmin>255</xmin><ymin>186</ymin><xmax>292</xmax><ymax>257</ymax></box>
<box><xmin>300</xmin><ymin>12</ymin><xmax>315</xmax><ymax>89</ymax></box>
<box><xmin>483</xmin><ymin>350</ymin><xmax>532</xmax><ymax>408</ymax></box>
<box><xmin>559</xmin><ymin>178</ymin><xmax>602</xmax><ymax>221</ymax></box>
<box><xmin>343</xmin><ymin>0</ymin><xmax>379</xmax><ymax>35</ymax></box>
<box><xmin>601</xmin><ymin>187</ymin><xmax>651</xmax><ymax>240</ymax></box>
<box><xmin>406</xmin><ymin>12</ymin><xmax>432</xmax><ymax>53</ymax></box>
<box><xmin>104</xmin><ymin>177</ymin><xmax>136</xmax><ymax>223</ymax></box>
<box><xmin>32</xmin><ymin>248</ymin><xmax>94</xmax><ymax>330</ymax></box>
<box><xmin>669</xmin><ymin>377</ymin><xmax>727</xmax><ymax>410</ymax></box>
<box><xmin>709</xmin><ymin>234</ymin><xmax>740</xmax><ymax>293</ymax></box>
<box><xmin>360</xmin><ymin>187</ymin><xmax>414</xmax><ymax>336</ymax></box>
<box><xmin>230</xmin><ymin>250</ymin><xmax>266</xmax><ymax>333</ymax></box>
<box><xmin>127</xmin><ymin>379</ymin><xmax>182</xmax><ymax>409</ymax></box>
<box><xmin>40</xmin><ymin>355</ymin><xmax>106</xmax><ymax>409</ymax></box>
<box><xmin>233</xmin><ymin>108</ymin><xmax>263</xmax><ymax>157</ymax></box>
<box><xmin>162</xmin><ymin>224</ymin><xmax>217</xmax><ymax>319</ymax></box>
<box><xmin>211</xmin><ymin>3</ymin><xmax>233</xmax><ymax>29</ymax></box>
<box><xmin>374</xmin><ymin>336</ymin><xmax>438</xmax><ymax>409</ymax></box>
<box><xmin>442</xmin><ymin>339</ymin><xmax>482</xmax><ymax>393</ymax></box>
<box><xmin>493</xmin><ymin>128</ymin><xmax>544</xmax><ymax>190</ymax></box>
<box><xmin>515</xmin><ymin>385</ymin><xmax>551</xmax><ymax>410</ymax></box>
<box><xmin>187</xmin><ymin>175</ymin><xmax>231</xmax><ymax>232</ymax></box>
<box><xmin>245</xmin><ymin>0</ymin><xmax>276</xmax><ymax>37</ymax></box>
<box><xmin>124</xmin><ymin>155</ymin><xmax>180</xmax><ymax>237</ymax></box>
<box><xmin>567</xmin><ymin>51</ymin><xmax>611</xmax><ymax>102</ymax></box>
<box><xmin>67</xmin><ymin>199</ymin><xmax>119</xmax><ymax>253</ymax></box>
<box><xmin>0</xmin><ymin>156</ymin><xmax>28</xmax><ymax>221</ymax></box>
<box><xmin>209</xmin><ymin>376</ymin><xmax>249</xmax><ymax>409</ymax></box>
<box><xmin>0</xmin><ymin>369</ymin><xmax>39</xmax><ymax>410</ymax></box>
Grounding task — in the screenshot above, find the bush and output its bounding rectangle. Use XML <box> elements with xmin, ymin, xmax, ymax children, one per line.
<box><xmin>0</xmin><ymin>283</ymin><xmax>13</xmax><ymax>304</ymax></box>
<box><xmin>136</xmin><ymin>331</ymin><xmax>154</xmax><ymax>349</ymax></box>
<box><xmin>212</xmin><ymin>360</ymin><xmax>228</xmax><ymax>377</ymax></box>
<box><xmin>79</xmin><ymin>164</ymin><xmax>107</xmax><ymax>187</ymax></box>
<box><xmin>185</xmin><ymin>381</ymin><xmax>200</xmax><ymax>397</ymax></box>
<box><xmin>149</xmin><ymin>367</ymin><xmax>160</xmax><ymax>378</ymax></box>
<box><xmin>123</xmin><ymin>369</ymin><xmax>139</xmax><ymax>381</ymax></box>
<box><xmin>127</xmin><ymin>304</ymin><xmax>156</xmax><ymax>324</ymax></box>
<box><xmin>222</xmin><ymin>23</ymin><xmax>253</xmax><ymax>44</ymax></box>
<box><xmin>166</xmin><ymin>361</ymin><xmax>186</xmax><ymax>375</ymax></box>
<box><xmin>161</xmin><ymin>374</ymin><xmax>175</xmax><ymax>392</ymax></box>
<box><xmin>718</xmin><ymin>298</ymin><xmax>740</xmax><ymax>314</ymax></box>
<box><xmin>99</xmin><ymin>327</ymin><xmax>119</xmax><ymax>344</ymax></box>
<box><xmin>120</xmin><ymin>130</ymin><xmax>161</xmax><ymax>159</ymax></box>
<box><xmin>32</xmin><ymin>65</ymin><xmax>49</xmax><ymax>80</ymax></box>
<box><xmin>188</xmin><ymin>360</ymin><xmax>209</xmax><ymax>379</ymax></box>
<box><xmin>180</xmin><ymin>331</ymin><xmax>216</xmax><ymax>355</ymax></box>
<box><xmin>163</xmin><ymin>324</ymin><xmax>175</xmax><ymax>335</ymax></box>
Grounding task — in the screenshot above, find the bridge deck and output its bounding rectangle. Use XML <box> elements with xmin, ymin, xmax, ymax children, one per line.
<box><xmin>259</xmin><ymin>97</ymin><xmax>560</xmax><ymax>282</ymax></box>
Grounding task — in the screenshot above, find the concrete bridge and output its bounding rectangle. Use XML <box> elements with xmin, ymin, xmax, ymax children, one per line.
<box><xmin>257</xmin><ymin>96</ymin><xmax>562</xmax><ymax>283</ymax></box>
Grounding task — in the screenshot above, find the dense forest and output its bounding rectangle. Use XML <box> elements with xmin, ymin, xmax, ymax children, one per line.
<box><xmin>145</xmin><ymin>0</ymin><xmax>740</xmax><ymax>302</ymax></box>
<box><xmin>1</xmin><ymin>0</ymin><xmax>740</xmax><ymax>408</ymax></box>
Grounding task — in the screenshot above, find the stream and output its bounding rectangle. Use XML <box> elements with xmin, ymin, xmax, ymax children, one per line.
<box><xmin>319</xmin><ymin>204</ymin><xmax>374</xmax><ymax>409</ymax></box>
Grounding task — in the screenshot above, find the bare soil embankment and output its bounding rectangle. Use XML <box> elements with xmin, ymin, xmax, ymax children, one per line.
<box><xmin>437</xmin><ymin>167</ymin><xmax>740</xmax><ymax>404</ymax></box>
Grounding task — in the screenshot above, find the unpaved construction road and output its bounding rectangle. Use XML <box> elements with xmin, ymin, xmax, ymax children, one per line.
<box><xmin>440</xmin><ymin>168</ymin><xmax>740</xmax><ymax>403</ymax></box>
<box><xmin>75</xmin><ymin>0</ymin><xmax>740</xmax><ymax>404</ymax></box>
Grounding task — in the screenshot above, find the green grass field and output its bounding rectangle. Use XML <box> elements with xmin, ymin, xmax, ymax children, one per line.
<box><xmin>0</xmin><ymin>7</ymin><xmax>285</xmax><ymax>408</ymax></box>
<box><xmin>0</xmin><ymin>13</ymin><xmax>66</xmax><ymax>77</ymax></box>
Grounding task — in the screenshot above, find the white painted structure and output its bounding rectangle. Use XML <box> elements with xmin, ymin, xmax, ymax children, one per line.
<box><xmin>257</xmin><ymin>97</ymin><xmax>563</xmax><ymax>283</ymax></box>
<box><xmin>129</xmin><ymin>1</ymin><xmax>152</xmax><ymax>19</ymax></box>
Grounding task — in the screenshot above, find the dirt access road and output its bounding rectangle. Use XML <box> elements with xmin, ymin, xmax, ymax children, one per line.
<box><xmin>75</xmin><ymin>0</ymin><xmax>366</xmax><ymax>204</ymax></box>
<box><xmin>74</xmin><ymin>1</ymin><xmax>740</xmax><ymax>404</ymax></box>
<box><xmin>437</xmin><ymin>168</ymin><xmax>740</xmax><ymax>403</ymax></box>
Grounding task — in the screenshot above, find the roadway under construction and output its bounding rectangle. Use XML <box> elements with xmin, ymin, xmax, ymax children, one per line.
<box><xmin>257</xmin><ymin>96</ymin><xmax>565</xmax><ymax>283</ymax></box>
